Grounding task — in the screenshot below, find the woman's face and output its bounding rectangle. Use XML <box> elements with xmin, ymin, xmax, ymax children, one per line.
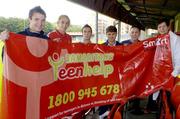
<box><xmin>82</xmin><ymin>27</ymin><xmax>92</xmax><ymax>41</ymax></box>
<box><xmin>57</xmin><ymin>17</ymin><xmax>70</xmax><ymax>32</ymax></box>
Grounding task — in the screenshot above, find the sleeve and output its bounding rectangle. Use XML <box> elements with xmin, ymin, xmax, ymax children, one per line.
<box><xmin>47</xmin><ymin>31</ymin><xmax>56</xmax><ymax>40</ymax></box>
<box><xmin>47</xmin><ymin>32</ymin><xmax>52</xmax><ymax>39</ymax></box>
<box><xmin>169</xmin><ymin>31</ymin><xmax>180</xmax><ymax>77</ymax></box>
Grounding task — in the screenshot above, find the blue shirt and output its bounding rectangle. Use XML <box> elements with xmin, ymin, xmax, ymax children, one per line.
<box><xmin>103</xmin><ymin>40</ymin><xmax>122</xmax><ymax>46</ymax></box>
<box><xmin>121</xmin><ymin>39</ymin><xmax>133</xmax><ymax>45</ymax></box>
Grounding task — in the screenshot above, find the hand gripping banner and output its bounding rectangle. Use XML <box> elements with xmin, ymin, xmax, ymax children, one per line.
<box><xmin>0</xmin><ymin>33</ymin><xmax>174</xmax><ymax>119</ymax></box>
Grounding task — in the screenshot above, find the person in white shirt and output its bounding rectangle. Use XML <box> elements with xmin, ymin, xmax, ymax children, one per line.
<box><xmin>147</xmin><ymin>18</ymin><xmax>180</xmax><ymax>114</ymax></box>
<box><xmin>156</xmin><ymin>18</ymin><xmax>180</xmax><ymax>77</ymax></box>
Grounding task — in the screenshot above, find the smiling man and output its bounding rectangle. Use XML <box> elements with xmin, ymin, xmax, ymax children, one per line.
<box><xmin>103</xmin><ymin>25</ymin><xmax>121</xmax><ymax>46</ymax></box>
<box><xmin>0</xmin><ymin>6</ymin><xmax>48</xmax><ymax>40</ymax></box>
<box><xmin>18</xmin><ymin>6</ymin><xmax>48</xmax><ymax>39</ymax></box>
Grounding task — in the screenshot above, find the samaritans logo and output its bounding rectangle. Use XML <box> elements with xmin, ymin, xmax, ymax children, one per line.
<box><xmin>143</xmin><ymin>37</ymin><xmax>168</xmax><ymax>48</ymax></box>
<box><xmin>48</xmin><ymin>52</ymin><xmax>114</xmax><ymax>80</ymax></box>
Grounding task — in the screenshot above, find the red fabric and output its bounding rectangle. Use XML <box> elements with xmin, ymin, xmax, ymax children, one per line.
<box><xmin>171</xmin><ymin>77</ymin><xmax>180</xmax><ymax>119</ymax></box>
<box><xmin>171</xmin><ymin>79</ymin><xmax>180</xmax><ymax>109</ymax></box>
<box><xmin>48</xmin><ymin>30</ymin><xmax>72</xmax><ymax>44</ymax></box>
<box><xmin>0</xmin><ymin>77</ymin><xmax>27</xmax><ymax>119</ymax></box>
<box><xmin>176</xmin><ymin>106</ymin><xmax>180</xmax><ymax>119</ymax></box>
<box><xmin>162</xmin><ymin>91</ymin><xmax>172</xmax><ymax>119</ymax></box>
<box><xmin>0</xmin><ymin>33</ymin><xmax>175</xmax><ymax>118</ymax></box>
<box><xmin>113</xmin><ymin>111</ymin><xmax>122</xmax><ymax>119</ymax></box>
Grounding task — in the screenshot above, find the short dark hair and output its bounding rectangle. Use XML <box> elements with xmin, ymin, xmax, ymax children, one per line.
<box><xmin>130</xmin><ymin>26</ymin><xmax>140</xmax><ymax>31</ymax></box>
<box><xmin>157</xmin><ymin>18</ymin><xmax>170</xmax><ymax>27</ymax></box>
<box><xmin>29</xmin><ymin>6</ymin><xmax>46</xmax><ymax>19</ymax></box>
<box><xmin>82</xmin><ymin>24</ymin><xmax>92</xmax><ymax>33</ymax></box>
<box><xmin>106</xmin><ymin>25</ymin><xmax>117</xmax><ymax>33</ymax></box>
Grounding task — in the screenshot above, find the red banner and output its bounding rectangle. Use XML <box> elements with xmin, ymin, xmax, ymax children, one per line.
<box><xmin>0</xmin><ymin>33</ymin><xmax>174</xmax><ymax>119</ymax></box>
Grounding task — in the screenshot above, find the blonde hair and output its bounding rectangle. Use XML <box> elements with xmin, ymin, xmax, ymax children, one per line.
<box><xmin>58</xmin><ymin>15</ymin><xmax>70</xmax><ymax>25</ymax></box>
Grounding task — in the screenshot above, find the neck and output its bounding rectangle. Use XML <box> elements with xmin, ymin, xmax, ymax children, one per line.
<box><xmin>83</xmin><ymin>39</ymin><xmax>91</xmax><ymax>44</ymax></box>
<box><xmin>84</xmin><ymin>39</ymin><xmax>90</xmax><ymax>41</ymax></box>
<box><xmin>57</xmin><ymin>29</ymin><xmax>65</xmax><ymax>34</ymax></box>
<box><xmin>29</xmin><ymin>28</ymin><xmax>40</xmax><ymax>33</ymax></box>
<box><xmin>132</xmin><ymin>39</ymin><xmax>139</xmax><ymax>43</ymax></box>
<box><xmin>108</xmin><ymin>41</ymin><xmax>115</xmax><ymax>46</ymax></box>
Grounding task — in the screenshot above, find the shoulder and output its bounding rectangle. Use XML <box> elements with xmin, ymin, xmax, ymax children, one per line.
<box><xmin>121</xmin><ymin>39</ymin><xmax>132</xmax><ymax>45</ymax></box>
<box><xmin>115</xmin><ymin>41</ymin><xmax>122</xmax><ymax>46</ymax></box>
<box><xmin>18</xmin><ymin>30</ymin><xmax>27</xmax><ymax>35</ymax></box>
<box><xmin>48</xmin><ymin>30</ymin><xmax>57</xmax><ymax>36</ymax></box>
<box><xmin>102</xmin><ymin>42</ymin><xmax>107</xmax><ymax>45</ymax></box>
<box><xmin>169</xmin><ymin>31</ymin><xmax>180</xmax><ymax>39</ymax></box>
<box><xmin>48</xmin><ymin>30</ymin><xmax>58</xmax><ymax>39</ymax></box>
<box><xmin>169</xmin><ymin>31</ymin><xmax>179</xmax><ymax>42</ymax></box>
<box><xmin>102</xmin><ymin>40</ymin><xmax>108</xmax><ymax>46</ymax></box>
<box><xmin>66</xmin><ymin>33</ymin><xmax>72</xmax><ymax>39</ymax></box>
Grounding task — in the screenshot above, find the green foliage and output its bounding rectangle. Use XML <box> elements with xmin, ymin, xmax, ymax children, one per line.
<box><xmin>67</xmin><ymin>25</ymin><xmax>82</xmax><ymax>32</ymax></box>
<box><xmin>0</xmin><ymin>17</ymin><xmax>54</xmax><ymax>33</ymax></box>
<box><xmin>0</xmin><ymin>17</ymin><xmax>81</xmax><ymax>33</ymax></box>
<box><xmin>0</xmin><ymin>17</ymin><xmax>28</xmax><ymax>32</ymax></box>
<box><xmin>44</xmin><ymin>21</ymin><xmax>54</xmax><ymax>33</ymax></box>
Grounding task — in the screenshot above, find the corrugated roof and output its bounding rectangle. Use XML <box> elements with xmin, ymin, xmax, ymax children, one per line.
<box><xmin>118</xmin><ymin>0</ymin><xmax>179</xmax><ymax>29</ymax></box>
<box><xmin>68</xmin><ymin>0</ymin><xmax>145</xmax><ymax>30</ymax></box>
<box><xmin>68</xmin><ymin>0</ymin><xmax>180</xmax><ymax>30</ymax></box>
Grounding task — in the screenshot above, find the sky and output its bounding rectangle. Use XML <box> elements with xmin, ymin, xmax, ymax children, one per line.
<box><xmin>0</xmin><ymin>0</ymin><xmax>95</xmax><ymax>25</ymax></box>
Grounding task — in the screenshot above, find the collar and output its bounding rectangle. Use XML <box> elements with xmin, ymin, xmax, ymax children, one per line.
<box><xmin>25</xmin><ymin>28</ymin><xmax>45</xmax><ymax>35</ymax></box>
<box><xmin>106</xmin><ymin>40</ymin><xmax>117</xmax><ymax>46</ymax></box>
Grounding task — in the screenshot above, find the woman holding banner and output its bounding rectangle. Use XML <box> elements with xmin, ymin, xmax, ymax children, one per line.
<box><xmin>48</xmin><ymin>15</ymin><xmax>72</xmax><ymax>44</ymax></box>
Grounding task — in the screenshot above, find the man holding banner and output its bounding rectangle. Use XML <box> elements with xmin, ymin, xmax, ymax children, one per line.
<box><xmin>145</xmin><ymin>18</ymin><xmax>180</xmax><ymax>118</ymax></box>
<box><xmin>157</xmin><ymin>19</ymin><xmax>180</xmax><ymax>77</ymax></box>
<box><xmin>156</xmin><ymin>18</ymin><xmax>180</xmax><ymax>118</ymax></box>
<box><xmin>99</xmin><ymin>25</ymin><xmax>122</xmax><ymax>119</ymax></box>
<box><xmin>0</xmin><ymin>6</ymin><xmax>51</xmax><ymax>119</ymax></box>
<box><xmin>121</xmin><ymin>26</ymin><xmax>144</xmax><ymax>115</ymax></box>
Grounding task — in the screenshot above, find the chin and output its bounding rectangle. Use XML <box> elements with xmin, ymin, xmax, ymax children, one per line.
<box><xmin>37</xmin><ymin>29</ymin><xmax>43</xmax><ymax>32</ymax></box>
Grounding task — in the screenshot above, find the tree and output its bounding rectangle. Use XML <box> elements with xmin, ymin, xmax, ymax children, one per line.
<box><xmin>0</xmin><ymin>17</ymin><xmax>28</xmax><ymax>32</ymax></box>
<box><xmin>44</xmin><ymin>21</ymin><xmax>54</xmax><ymax>33</ymax></box>
<box><xmin>67</xmin><ymin>25</ymin><xmax>82</xmax><ymax>32</ymax></box>
<box><xmin>0</xmin><ymin>17</ymin><xmax>81</xmax><ymax>33</ymax></box>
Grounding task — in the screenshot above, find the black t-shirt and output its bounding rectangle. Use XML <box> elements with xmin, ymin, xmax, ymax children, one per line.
<box><xmin>18</xmin><ymin>28</ymin><xmax>49</xmax><ymax>39</ymax></box>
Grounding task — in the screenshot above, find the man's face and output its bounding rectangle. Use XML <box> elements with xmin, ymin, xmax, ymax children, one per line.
<box><xmin>106</xmin><ymin>32</ymin><xmax>117</xmax><ymax>43</ymax></box>
<box><xmin>157</xmin><ymin>22</ymin><xmax>169</xmax><ymax>35</ymax></box>
<box><xmin>57</xmin><ymin>17</ymin><xmax>70</xmax><ymax>32</ymax></box>
<box><xmin>82</xmin><ymin>27</ymin><xmax>92</xmax><ymax>41</ymax></box>
<box><xmin>29</xmin><ymin>12</ymin><xmax>46</xmax><ymax>32</ymax></box>
<box><xmin>130</xmin><ymin>28</ymin><xmax>140</xmax><ymax>41</ymax></box>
